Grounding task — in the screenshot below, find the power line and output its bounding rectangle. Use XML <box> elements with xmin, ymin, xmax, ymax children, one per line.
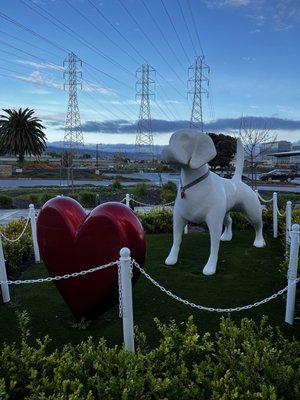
<box><xmin>159</xmin><ymin>0</ymin><xmax>191</xmax><ymax>65</ymax></box>
<box><xmin>140</xmin><ymin>0</ymin><xmax>185</xmax><ymax>70</ymax></box>
<box><xmin>21</xmin><ymin>0</ymin><xmax>134</xmax><ymax>77</ymax></box>
<box><xmin>118</xmin><ymin>0</ymin><xmax>186</xmax><ymax>87</ymax></box>
<box><xmin>0</xmin><ymin>29</ymin><xmax>59</xmax><ymax>58</ymax></box>
<box><xmin>0</xmin><ymin>10</ymin><xmax>68</xmax><ymax>53</ymax></box>
<box><xmin>64</xmin><ymin>0</ymin><xmax>140</xmax><ymax>66</ymax></box>
<box><xmin>0</xmin><ymin>38</ymin><xmax>62</xmax><ymax>69</ymax></box>
<box><xmin>87</xmin><ymin>0</ymin><xmax>188</xmax><ymax>104</ymax></box>
<box><xmin>176</xmin><ymin>0</ymin><xmax>198</xmax><ymax>56</ymax></box>
<box><xmin>0</xmin><ymin>10</ymin><xmax>131</xmax><ymax>89</ymax></box>
<box><xmin>186</xmin><ymin>0</ymin><xmax>204</xmax><ymax>56</ymax></box>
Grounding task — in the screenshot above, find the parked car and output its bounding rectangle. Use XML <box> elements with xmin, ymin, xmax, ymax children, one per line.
<box><xmin>260</xmin><ymin>169</ymin><xmax>295</xmax><ymax>183</ymax></box>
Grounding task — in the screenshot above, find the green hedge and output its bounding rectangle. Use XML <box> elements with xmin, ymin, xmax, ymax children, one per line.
<box><xmin>1</xmin><ymin>313</ymin><xmax>299</xmax><ymax>399</ymax></box>
<box><xmin>136</xmin><ymin>207</ymin><xmax>300</xmax><ymax>235</ymax></box>
<box><xmin>0</xmin><ymin>195</ymin><xmax>13</xmax><ymax>208</ymax></box>
<box><xmin>1</xmin><ymin>220</ymin><xmax>33</xmax><ymax>277</ymax></box>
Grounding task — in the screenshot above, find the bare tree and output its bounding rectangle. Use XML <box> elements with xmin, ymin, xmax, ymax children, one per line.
<box><xmin>238</xmin><ymin>116</ymin><xmax>277</xmax><ymax>188</ymax></box>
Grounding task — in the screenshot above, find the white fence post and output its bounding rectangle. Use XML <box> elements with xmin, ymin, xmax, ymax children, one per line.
<box><xmin>285</xmin><ymin>224</ymin><xmax>300</xmax><ymax>325</ymax></box>
<box><xmin>29</xmin><ymin>204</ymin><xmax>40</xmax><ymax>263</ymax></box>
<box><xmin>184</xmin><ymin>225</ymin><xmax>188</xmax><ymax>234</ymax></box>
<box><xmin>125</xmin><ymin>193</ymin><xmax>130</xmax><ymax>208</ymax></box>
<box><xmin>273</xmin><ymin>192</ymin><xmax>278</xmax><ymax>238</ymax></box>
<box><xmin>119</xmin><ymin>247</ymin><xmax>135</xmax><ymax>353</ymax></box>
<box><xmin>286</xmin><ymin>201</ymin><xmax>292</xmax><ymax>246</ymax></box>
<box><xmin>0</xmin><ymin>235</ymin><xmax>10</xmax><ymax>303</ymax></box>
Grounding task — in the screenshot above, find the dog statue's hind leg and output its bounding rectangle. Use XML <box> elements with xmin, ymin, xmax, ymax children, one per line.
<box><xmin>220</xmin><ymin>212</ymin><xmax>233</xmax><ymax>241</ymax></box>
<box><xmin>240</xmin><ymin>195</ymin><xmax>266</xmax><ymax>248</ymax></box>
<box><xmin>165</xmin><ymin>211</ymin><xmax>187</xmax><ymax>266</ymax></box>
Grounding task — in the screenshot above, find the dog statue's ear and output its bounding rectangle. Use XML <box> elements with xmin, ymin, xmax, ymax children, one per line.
<box><xmin>189</xmin><ymin>134</ymin><xmax>217</xmax><ymax>169</ymax></box>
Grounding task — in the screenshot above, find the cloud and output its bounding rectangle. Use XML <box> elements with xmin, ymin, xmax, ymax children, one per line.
<box><xmin>204</xmin><ymin>0</ymin><xmax>250</xmax><ymax>8</ymax></box>
<box><xmin>13</xmin><ymin>70</ymin><xmax>63</xmax><ymax>90</ymax></box>
<box><xmin>205</xmin><ymin>0</ymin><xmax>300</xmax><ymax>31</ymax></box>
<box><xmin>75</xmin><ymin>116</ymin><xmax>300</xmax><ymax>134</ymax></box>
<box><xmin>16</xmin><ymin>60</ymin><xmax>63</xmax><ymax>71</ymax></box>
<box><xmin>82</xmin><ymin>82</ymin><xmax>116</xmax><ymax>96</ymax></box>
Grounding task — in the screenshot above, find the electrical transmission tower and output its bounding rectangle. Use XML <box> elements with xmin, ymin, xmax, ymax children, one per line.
<box><xmin>62</xmin><ymin>52</ymin><xmax>84</xmax><ymax>187</ymax></box>
<box><xmin>135</xmin><ymin>64</ymin><xmax>155</xmax><ymax>160</ymax></box>
<box><xmin>188</xmin><ymin>56</ymin><xmax>209</xmax><ymax>132</ymax></box>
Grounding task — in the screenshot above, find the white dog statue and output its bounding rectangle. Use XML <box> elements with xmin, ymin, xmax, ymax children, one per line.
<box><xmin>162</xmin><ymin>128</ymin><xmax>266</xmax><ymax>276</ymax></box>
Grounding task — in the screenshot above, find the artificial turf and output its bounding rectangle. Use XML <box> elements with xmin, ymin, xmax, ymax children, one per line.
<box><xmin>0</xmin><ymin>231</ymin><xmax>298</xmax><ymax>349</ymax></box>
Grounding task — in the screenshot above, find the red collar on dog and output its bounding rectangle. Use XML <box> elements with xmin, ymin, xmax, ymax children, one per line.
<box><xmin>180</xmin><ymin>170</ymin><xmax>210</xmax><ymax>199</ymax></box>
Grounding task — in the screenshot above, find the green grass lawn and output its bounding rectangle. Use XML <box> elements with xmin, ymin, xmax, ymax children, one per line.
<box><xmin>0</xmin><ymin>231</ymin><xmax>298</xmax><ymax>349</ymax></box>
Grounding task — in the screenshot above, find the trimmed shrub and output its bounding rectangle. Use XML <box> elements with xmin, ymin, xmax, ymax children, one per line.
<box><xmin>1</xmin><ymin>220</ymin><xmax>33</xmax><ymax>277</ymax></box>
<box><xmin>111</xmin><ymin>180</ymin><xmax>122</xmax><ymax>190</ymax></box>
<box><xmin>0</xmin><ymin>314</ymin><xmax>299</xmax><ymax>399</ymax></box>
<box><xmin>40</xmin><ymin>192</ymin><xmax>55</xmax><ymax>205</ymax></box>
<box><xmin>136</xmin><ymin>208</ymin><xmax>173</xmax><ymax>233</ymax></box>
<box><xmin>79</xmin><ymin>191</ymin><xmax>96</xmax><ymax>208</ymax></box>
<box><xmin>132</xmin><ymin>182</ymin><xmax>147</xmax><ymax>198</ymax></box>
<box><xmin>160</xmin><ymin>181</ymin><xmax>177</xmax><ymax>204</ymax></box>
<box><xmin>27</xmin><ymin>194</ymin><xmax>39</xmax><ymax>205</ymax></box>
<box><xmin>0</xmin><ymin>195</ymin><xmax>13</xmax><ymax>208</ymax></box>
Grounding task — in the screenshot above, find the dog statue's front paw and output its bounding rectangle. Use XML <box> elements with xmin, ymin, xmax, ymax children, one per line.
<box><xmin>202</xmin><ymin>262</ymin><xmax>217</xmax><ymax>276</ymax></box>
<box><xmin>165</xmin><ymin>254</ymin><xmax>178</xmax><ymax>265</ymax></box>
<box><xmin>253</xmin><ymin>238</ymin><xmax>266</xmax><ymax>248</ymax></box>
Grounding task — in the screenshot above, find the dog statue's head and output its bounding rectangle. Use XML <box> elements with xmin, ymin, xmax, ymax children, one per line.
<box><xmin>162</xmin><ymin>129</ymin><xmax>217</xmax><ymax>169</ymax></box>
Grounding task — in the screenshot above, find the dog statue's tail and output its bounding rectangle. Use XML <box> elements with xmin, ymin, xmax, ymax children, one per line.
<box><xmin>232</xmin><ymin>138</ymin><xmax>244</xmax><ymax>181</ymax></box>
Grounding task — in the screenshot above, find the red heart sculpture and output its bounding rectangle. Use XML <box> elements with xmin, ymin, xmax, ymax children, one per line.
<box><xmin>37</xmin><ymin>197</ymin><xmax>146</xmax><ymax>319</ymax></box>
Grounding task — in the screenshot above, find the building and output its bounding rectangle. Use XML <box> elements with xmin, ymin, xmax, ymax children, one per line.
<box><xmin>258</xmin><ymin>141</ymin><xmax>292</xmax><ymax>164</ymax></box>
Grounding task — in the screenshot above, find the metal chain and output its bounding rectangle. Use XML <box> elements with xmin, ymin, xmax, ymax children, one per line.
<box><xmin>0</xmin><ymin>216</ymin><xmax>30</xmax><ymax>243</ymax></box>
<box><xmin>276</xmin><ymin>202</ymin><xmax>286</xmax><ymax>217</ymax></box>
<box><xmin>117</xmin><ymin>261</ymin><xmax>123</xmax><ymax>318</ymax></box>
<box><xmin>256</xmin><ymin>192</ymin><xmax>273</xmax><ymax>203</ymax></box>
<box><xmin>0</xmin><ymin>261</ymin><xmax>118</xmax><ymax>285</ymax></box>
<box><xmin>131</xmin><ymin>198</ymin><xmax>175</xmax><ymax>207</ymax></box>
<box><xmin>132</xmin><ymin>260</ymin><xmax>300</xmax><ymax>313</ymax></box>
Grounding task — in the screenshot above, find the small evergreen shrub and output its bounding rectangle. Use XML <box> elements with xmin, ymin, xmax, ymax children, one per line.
<box><xmin>111</xmin><ymin>179</ymin><xmax>122</xmax><ymax>190</ymax></box>
<box><xmin>79</xmin><ymin>191</ymin><xmax>96</xmax><ymax>208</ymax></box>
<box><xmin>132</xmin><ymin>182</ymin><xmax>147</xmax><ymax>198</ymax></box>
<box><xmin>0</xmin><ymin>313</ymin><xmax>299</xmax><ymax>399</ymax></box>
<box><xmin>136</xmin><ymin>209</ymin><xmax>173</xmax><ymax>233</ymax></box>
<box><xmin>0</xmin><ymin>195</ymin><xmax>13</xmax><ymax>208</ymax></box>
<box><xmin>160</xmin><ymin>181</ymin><xmax>177</xmax><ymax>204</ymax></box>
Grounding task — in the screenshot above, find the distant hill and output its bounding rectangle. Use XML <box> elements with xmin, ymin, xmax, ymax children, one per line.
<box><xmin>46</xmin><ymin>142</ymin><xmax>164</xmax><ymax>160</ymax></box>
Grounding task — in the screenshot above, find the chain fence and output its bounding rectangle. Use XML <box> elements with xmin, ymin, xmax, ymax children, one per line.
<box><xmin>0</xmin><ymin>260</ymin><xmax>118</xmax><ymax>285</ymax></box>
<box><xmin>256</xmin><ymin>192</ymin><xmax>273</xmax><ymax>203</ymax></box>
<box><xmin>132</xmin><ymin>260</ymin><xmax>299</xmax><ymax>313</ymax></box>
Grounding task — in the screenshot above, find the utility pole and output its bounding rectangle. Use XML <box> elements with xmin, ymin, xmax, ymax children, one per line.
<box><xmin>188</xmin><ymin>56</ymin><xmax>209</xmax><ymax>132</ymax></box>
<box><xmin>135</xmin><ymin>64</ymin><xmax>155</xmax><ymax>161</ymax></box>
<box><xmin>62</xmin><ymin>52</ymin><xmax>84</xmax><ymax>189</ymax></box>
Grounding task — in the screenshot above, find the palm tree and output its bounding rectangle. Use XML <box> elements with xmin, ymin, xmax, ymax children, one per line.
<box><xmin>0</xmin><ymin>108</ymin><xmax>46</xmax><ymax>163</ymax></box>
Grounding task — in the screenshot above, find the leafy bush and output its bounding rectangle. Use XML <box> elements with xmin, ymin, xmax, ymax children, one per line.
<box><xmin>27</xmin><ymin>194</ymin><xmax>39</xmax><ymax>205</ymax></box>
<box><xmin>1</xmin><ymin>220</ymin><xmax>33</xmax><ymax>277</ymax></box>
<box><xmin>1</xmin><ymin>313</ymin><xmax>299</xmax><ymax>399</ymax></box>
<box><xmin>136</xmin><ymin>208</ymin><xmax>172</xmax><ymax>233</ymax></box>
<box><xmin>0</xmin><ymin>195</ymin><xmax>13</xmax><ymax>208</ymax></box>
<box><xmin>79</xmin><ymin>191</ymin><xmax>96</xmax><ymax>208</ymax></box>
<box><xmin>160</xmin><ymin>181</ymin><xmax>177</xmax><ymax>204</ymax></box>
<box><xmin>40</xmin><ymin>192</ymin><xmax>55</xmax><ymax>205</ymax></box>
<box><xmin>132</xmin><ymin>182</ymin><xmax>147</xmax><ymax>198</ymax></box>
<box><xmin>111</xmin><ymin>179</ymin><xmax>122</xmax><ymax>190</ymax></box>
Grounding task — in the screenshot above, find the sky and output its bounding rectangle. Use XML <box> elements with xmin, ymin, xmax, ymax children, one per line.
<box><xmin>0</xmin><ymin>0</ymin><xmax>299</xmax><ymax>146</ymax></box>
